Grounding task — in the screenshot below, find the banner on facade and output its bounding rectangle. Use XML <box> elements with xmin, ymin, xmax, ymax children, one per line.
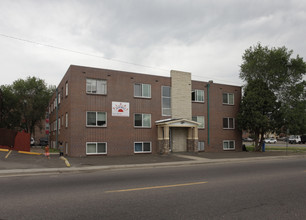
<box><xmin>112</xmin><ymin>102</ymin><xmax>129</xmax><ymax>117</ymax></box>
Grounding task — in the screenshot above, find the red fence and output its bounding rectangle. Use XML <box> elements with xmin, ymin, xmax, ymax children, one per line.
<box><xmin>0</xmin><ymin>128</ymin><xmax>30</xmax><ymax>151</ymax></box>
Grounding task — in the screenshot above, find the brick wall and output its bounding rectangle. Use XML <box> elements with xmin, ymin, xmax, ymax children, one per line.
<box><xmin>49</xmin><ymin>65</ymin><xmax>242</xmax><ymax>156</ymax></box>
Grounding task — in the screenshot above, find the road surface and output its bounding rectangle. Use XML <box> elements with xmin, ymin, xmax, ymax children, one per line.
<box><xmin>0</xmin><ymin>158</ymin><xmax>306</xmax><ymax>219</ymax></box>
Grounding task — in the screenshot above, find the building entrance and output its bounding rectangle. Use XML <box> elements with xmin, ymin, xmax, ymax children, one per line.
<box><xmin>170</xmin><ymin>127</ymin><xmax>187</xmax><ymax>152</ymax></box>
<box><xmin>156</xmin><ymin>118</ymin><xmax>199</xmax><ymax>155</ymax></box>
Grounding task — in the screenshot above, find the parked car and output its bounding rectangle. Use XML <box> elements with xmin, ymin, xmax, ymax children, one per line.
<box><xmin>264</xmin><ymin>138</ymin><xmax>277</xmax><ymax>144</ymax></box>
<box><xmin>288</xmin><ymin>135</ymin><xmax>301</xmax><ymax>144</ymax></box>
<box><xmin>277</xmin><ymin>137</ymin><xmax>288</xmax><ymax>142</ymax></box>
<box><xmin>243</xmin><ymin>137</ymin><xmax>253</xmax><ymax>142</ymax></box>
<box><xmin>39</xmin><ymin>137</ymin><xmax>48</xmax><ymax>146</ymax></box>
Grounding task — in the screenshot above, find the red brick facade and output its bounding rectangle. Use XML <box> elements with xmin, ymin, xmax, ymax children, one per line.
<box><xmin>49</xmin><ymin>65</ymin><xmax>242</xmax><ymax>157</ymax></box>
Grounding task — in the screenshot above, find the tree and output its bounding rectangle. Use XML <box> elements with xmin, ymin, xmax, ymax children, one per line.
<box><xmin>238</xmin><ymin>43</ymin><xmax>306</xmax><ymax>150</ymax></box>
<box><xmin>237</xmin><ymin>79</ymin><xmax>281</xmax><ymax>151</ymax></box>
<box><xmin>0</xmin><ymin>77</ymin><xmax>54</xmax><ymax>135</ymax></box>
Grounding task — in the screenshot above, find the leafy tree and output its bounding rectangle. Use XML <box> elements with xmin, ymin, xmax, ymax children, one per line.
<box><xmin>237</xmin><ymin>79</ymin><xmax>282</xmax><ymax>151</ymax></box>
<box><xmin>0</xmin><ymin>77</ymin><xmax>54</xmax><ymax>135</ymax></box>
<box><xmin>238</xmin><ymin>43</ymin><xmax>306</xmax><ymax>148</ymax></box>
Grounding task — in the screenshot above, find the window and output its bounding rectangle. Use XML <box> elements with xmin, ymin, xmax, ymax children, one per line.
<box><xmin>86</xmin><ymin>142</ymin><xmax>107</xmax><ymax>155</ymax></box>
<box><xmin>134</xmin><ymin>83</ymin><xmax>151</xmax><ymax>98</ymax></box>
<box><xmin>192</xmin><ymin>90</ymin><xmax>204</xmax><ymax>102</ymax></box>
<box><xmin>86</xmin><ymin>79</ymin><xmax>107</xmax><ymax>94</ymax></box>
<box><xmin>192</xmin><ymin>116</ymin><xmax>205</xmax><ymax>129</ymax></box>
<box><xmin>58</xmin><ymin>93</ymin><xmax>61</xmax><ymax>104</ymax></box>
<box><xmin>134</xmin><ymin>114</ymin><xmax>151</xmax><ymax>128</ymax></box>
<box><xmin>223</xmin><ymin>140</ymin><xmax>235</xmax><ymax>150</ymax></box>
<box><xmin>87</xmin><ymin>112</ymin><xmax>107</xmax><ymax>127</ymax></box>
<box><xmin>65</xmin><ymin>142</ymin><xmax>68</xmax><ymax>154</ymax></box>
<box><xmin>134</xmin><ymin>142</ymin><xmax>151</xmax><ymax>153</ymax></box>
<box><xmin>65</xmin><ymin>81</ymin><xmax>68</xmax><ymax>96</ymax></box>
<box><xmin>223</xmin><ymin>93</ymin><xmax>234</xmax><ymax>105</ymax></box>
<box><xmin>223</xmin><ymin>118</ymin><xmax>235</xmax><ymax>129</ymax></box>
<box><xmin>198</xmin><ymin>142</ymin><xmax>205</xmax><ymax>151</ymax></box>
<box><xmin>58</xmin><ymin>118</ymin><xmax>61</xmax><ymax>130</ymax></box>
<box><xmin>162</xmin><ymin>86</ymin><xmax>171</xmax><ymax>116</ymax></box>
<box><xmin>65</xmin><ymin>113</ymin><xmax>68</xmax><ymax>128</ymax></box>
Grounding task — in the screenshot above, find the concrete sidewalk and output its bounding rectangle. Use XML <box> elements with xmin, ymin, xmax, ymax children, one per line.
<box><xmin>1</xmin><ymin>149</ymin><xmax>306</xmax><ymax>176</ymax></box>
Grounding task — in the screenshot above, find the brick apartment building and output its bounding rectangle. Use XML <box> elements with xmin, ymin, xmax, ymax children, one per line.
<box><xmin>48</xmin><ymin>65</ymin><xmax>242</xmax><ymax>157</ymax></box>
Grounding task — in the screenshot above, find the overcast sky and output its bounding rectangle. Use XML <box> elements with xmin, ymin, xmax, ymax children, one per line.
<box><xmin>1</xmin><ymin>0</ymin><xmax>305</xmax><ymax>87</ymax></box>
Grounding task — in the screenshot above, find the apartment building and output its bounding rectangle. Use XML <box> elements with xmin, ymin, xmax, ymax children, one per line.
<box><xmin>49</xmin><ymin>65</ymin><xmax>242</xmax><ymax>157</ymax></box>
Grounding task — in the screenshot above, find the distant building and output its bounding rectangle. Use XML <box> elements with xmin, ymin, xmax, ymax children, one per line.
<box><xmin>49</xmin><ymin>65</ymin><xmax>242</xmax><ymax>156</ymax></box>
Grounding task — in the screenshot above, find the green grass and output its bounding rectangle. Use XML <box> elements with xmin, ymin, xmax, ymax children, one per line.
<box><xmin>246</xmin><ymin>145</ymin><xmax>306</xmax><ymax>152</ymax></box>
<box><xmin>49</xmin><ymin>148</ymin><xmax>59</xmax><ymax>153</ymax></box>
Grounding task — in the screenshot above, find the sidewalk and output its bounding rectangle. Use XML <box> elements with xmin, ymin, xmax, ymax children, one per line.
<box><xmin>1</xmin><ymin>148</ymin><xmax>306</xmax><ymax>176</ymax></box>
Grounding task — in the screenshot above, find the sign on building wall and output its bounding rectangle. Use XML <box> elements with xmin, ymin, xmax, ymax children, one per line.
<box><xmin>112</xmin><ymin>102</ymin><xmax>129</xmax><ymax>117</ymax></box>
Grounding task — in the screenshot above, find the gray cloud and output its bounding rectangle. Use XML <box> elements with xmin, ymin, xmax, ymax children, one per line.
<box><xmin>0</xmin><ymin>0</ymin><xmax>305</xmax><ymax>86</ymax></box>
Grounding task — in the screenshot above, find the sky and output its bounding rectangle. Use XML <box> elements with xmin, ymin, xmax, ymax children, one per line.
<box><xmin>1</xmin><ymin>0</ymin><xmax>306</xmax><ymax>87</ymax></box>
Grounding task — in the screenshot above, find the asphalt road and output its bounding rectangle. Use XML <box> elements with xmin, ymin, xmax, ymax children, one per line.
<box><xmin>0</xmin><ymin>158</ymin><xmax>306</xmax><ymax>220</ymax></box>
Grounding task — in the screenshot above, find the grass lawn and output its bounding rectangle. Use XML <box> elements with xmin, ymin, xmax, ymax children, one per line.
<box><xmin>246</xmin><ymin>145</ymin><xmax>306</xmax><ymax>152</ymax></box>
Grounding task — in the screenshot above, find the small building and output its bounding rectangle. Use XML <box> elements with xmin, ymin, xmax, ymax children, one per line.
<box><xmin>49</xmin><ymin>65</ymin><xmax>242</xmax><ymax>156</ymax></box>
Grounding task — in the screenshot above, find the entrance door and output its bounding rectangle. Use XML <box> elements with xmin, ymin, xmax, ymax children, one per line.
<box><xmin>171</xmin><ymin>128</ymin><xmax>187</xmax><ymax>152</ymax></box>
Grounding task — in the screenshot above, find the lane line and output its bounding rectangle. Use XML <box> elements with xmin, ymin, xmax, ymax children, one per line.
<box><xmin>105</xmin><ymin>181</ymin><xmax>208</xmax><ymax>193</ymax></box>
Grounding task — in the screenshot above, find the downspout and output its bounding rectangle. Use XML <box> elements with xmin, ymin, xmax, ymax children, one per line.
<box><xmin>56</xmin><ymin>88</ymin><xmax>58</xmax><ymax>149</ymax></box>
<box><xmin>207</xmin><ymin>83</ymin><xmax>210</xmax><ymax>145</ymax></box>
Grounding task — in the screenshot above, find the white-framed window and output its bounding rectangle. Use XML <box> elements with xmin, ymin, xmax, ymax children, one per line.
<box><xmin>65</xmin><ymin>142</ymin><xmax>68</xmax><ymax>155</ymax></box>
<box><xmin>86</xmin><ymin>78</ymin><xmax>107</xmax><ymax>94</ymax></box>
<box><xmin>134</xmin><ymin>83</ymin><xmax>151</xmax><ymax>98</ymax></box>
<box><xmin>223</xmin><ymin>118</ymin><xmax>235</xmax><ymax>129</ymax></box>
<box><xmin>86</xmin><ymin>112</ymin><xmax>107</xmax><ymax>127</ymax></box>
<box><xmin>58</xmin><ymin>118</ymin><xmax>61</xmax><ymax>130</ymax></box>
<box><xmin>65</xmin><ymin>113</ymin><xmax>68</xmax><ymax>128</ymax></box>
<box><xmin>134</xmin><ymin>142</ymin><xmax>151</xmax><ymax>153</ymax></box>
<box><xmin>162</xmin><ymin>86</ymin><xmax>171</xmax><ymax>116</ymax></box>
<box><xmin>223</xmin><ymin>140</ymin><xmax>235</xmax><ymax>150</ymax></box>
<box><xmin>198</xmin><ymin>141</ymin><xmax>205</xmax><ymax>151</ymax></box>
<box><xmin>192</xmin><ymin>116</ymin><xmax>205</xmax><ymax>129</ymax></box>
<box><xmin>65</xmin><ymin>81</ymin><xmax>68</xmax><ymax>96</ymax></box>
<box><xmin>223</xmin><ymin>93</ymin><xmax>234</xmax><ymax>105</ymax></box>
<box><xmin>192</xmin><ymin>90</ymin><xmax>204</xmax><ymax>102</ymax></box>
<box><xmin>86</xmin><ymin>142</ymin><xmax>107</xmax><ymax>155</ymax></box>
<box><xmin>134</xmin><ymin>113</ymin><xmax>151</xmax><ymax>128</ymax></box>
<box><xmin>58</xmin><ymin>93</ymin><xmax>61</xmax><ymax>104</ymax></box>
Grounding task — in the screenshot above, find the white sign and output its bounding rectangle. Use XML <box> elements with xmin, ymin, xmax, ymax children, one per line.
<box><xmin>112</xmin><ymin>102</ymin><xmax>130</xmax><ymax>117</ymax></box>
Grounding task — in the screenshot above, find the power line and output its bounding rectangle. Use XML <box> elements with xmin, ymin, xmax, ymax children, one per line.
<box><xmin>0</xmin><ymin>33</ymin><xmax>169</xmax><ymax>72</ymax></box>
<box><xmin>0</xmin><ymin>33</ymin><xmax>242</xmax><ymax>85</ymax></box>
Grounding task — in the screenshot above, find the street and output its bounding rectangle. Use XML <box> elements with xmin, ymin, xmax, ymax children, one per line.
<box><xmin>0</xmin><ymin>158</ymin><xmax>306</xmax><ymax>220</ymax></box>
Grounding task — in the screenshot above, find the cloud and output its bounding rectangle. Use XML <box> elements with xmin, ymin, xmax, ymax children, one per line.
<box><xmin>0</xmin><ymin>0</ymin><xmax>305</xmax><ymax>86</ymax></box>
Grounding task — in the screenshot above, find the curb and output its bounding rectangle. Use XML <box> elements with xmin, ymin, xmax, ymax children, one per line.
<box><xmin>0</xmin><ymin>154</ymin><xmax>305</xmax><ymax>176</ymax></box>
<box><xmin>18</xmin><ymin>151</ymin><xmax>42</xmax><ymax>155</ymax></box>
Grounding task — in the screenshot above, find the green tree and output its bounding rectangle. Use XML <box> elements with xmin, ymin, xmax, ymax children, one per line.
<box><xmin>238</xmin><ymin>43</ymin><xmax>306</xmax><ymax>149</ymax></box>
<box><xmin>237</xmin><ymin>79</ymin><xmax>281</xmax><ymax>151</ymax></box>
<box><xmin>0</xmin><ymin>77</ymin><xmax>54</xmax><ymax>135</ymax></box>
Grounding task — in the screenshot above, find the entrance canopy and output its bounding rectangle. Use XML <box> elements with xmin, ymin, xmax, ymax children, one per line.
<box><xmin>155</xmin><ymin>118</ymin><xmax>200</xmax><ymax>128</ymax></box>
<box><xmin>155</xmin><ymin>118</ymin><xmax>200</xmax><ymax>154</ymax></box>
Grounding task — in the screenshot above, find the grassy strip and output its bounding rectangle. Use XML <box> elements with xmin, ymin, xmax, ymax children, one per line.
<box><xmin>246</xmin><ymin>146</ymin><xmax>306</xmax><ymax>152</ymax></box>
<box><xmin>49</xmin><ymin>148</ymin><xmax>59</xmax><ymax>153</ymax></box>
